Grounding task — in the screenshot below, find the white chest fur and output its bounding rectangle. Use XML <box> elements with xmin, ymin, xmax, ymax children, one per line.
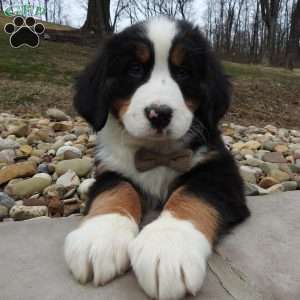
<box><xmin>96</xmin><ymin>117</ymin><xmax>209</xmax><ymax>204</ymax></box>
<box><xmin>96</xmin><ymin>119</ymin><xmax>179</xmax><ymax>202</ymax></box>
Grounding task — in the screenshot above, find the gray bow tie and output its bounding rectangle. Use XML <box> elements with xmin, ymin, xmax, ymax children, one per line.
<box><xmin>135</xmin><ymin>148</ymin><xmax>193</xmax><ymax>172</ymax></box>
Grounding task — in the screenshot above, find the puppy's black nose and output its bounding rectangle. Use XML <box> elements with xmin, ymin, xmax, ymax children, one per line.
<box><xmin>144</xmin><ymin>104</ymin><xmax>173</xmax><ymax>130</ymax></box>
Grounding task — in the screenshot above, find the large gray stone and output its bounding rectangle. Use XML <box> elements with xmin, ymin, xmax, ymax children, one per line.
<box><xmin>0</xmin><ymin>192</ymin><xmax>300</xmax><ymax>300</ymax></box>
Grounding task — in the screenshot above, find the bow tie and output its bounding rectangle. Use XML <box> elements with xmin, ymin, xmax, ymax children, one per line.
<box><xmin>135</xmin><ymin>148</ymin><xmax>193</xmax><ymax>172</ymax></box>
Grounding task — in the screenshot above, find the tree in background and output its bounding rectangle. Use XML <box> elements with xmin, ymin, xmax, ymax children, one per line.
<box><xmin>260</xmin><ymin>0</ymin><xmax>282</xmax><ymax>64</ymax></box>
<box><xmin>81</xmin><ymin>0</ymin><xmax>111</xmax><ymax>35</ymax></box>
<box><xmin>44</xmin><ymin>0</ymin><xmax>49</xmax><ymax>21</ymax></box>
<box><xmin>123</xmin><ymin>0</ymin><xmax>193</xmax><ymax>24</ymax></box>
<box><xmin>204</xmin><ymin>0</ymin><xmax>299</xmax><ymax>67</ymax></box>
<box><xmin>81</xmin><ymin>0</ymin><xmax>129</xmax><ymax>35</ymax></box>
<box><xmin>286</xmin><ymin>0</ymin><xmax>300</xmax><ymax>69</ymax></box>
<box><xmin>1</xmin><ymin>0</ymin><xmax>298</xmax><ymax>67</ymax></box>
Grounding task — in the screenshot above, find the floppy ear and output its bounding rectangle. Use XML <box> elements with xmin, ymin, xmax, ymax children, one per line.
<box><xmin>73</xmin><ymin>42</ymin><xmax>110</xmax><ymax>132</ymax></box>
<box><xmin>206</xmin><ymin>54</ymin><xmax>231</xmax><ymax>128</ymax></box>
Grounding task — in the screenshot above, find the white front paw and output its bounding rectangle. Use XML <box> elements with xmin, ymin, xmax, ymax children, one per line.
<box><xmin>129</xmin><ymin>212</ymin><xmax>211</xmax><ymax>300</ymax></box>
<box><xmin>64</xmin><ymin>213</ymin><xmax>138</xmax><ymax>285</ymax></box>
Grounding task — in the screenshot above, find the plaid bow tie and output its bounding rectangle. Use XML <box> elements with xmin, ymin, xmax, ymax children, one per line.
<box><xmin>135</xmin><ymin>148</ymin><xmax>193</xmax><ymax>172</ymax></box>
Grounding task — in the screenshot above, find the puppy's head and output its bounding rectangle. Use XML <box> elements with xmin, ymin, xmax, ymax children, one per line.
<box><xmin>74</xmin><ymin>17</ymin><xmax>230</xmax><ymax>141</ymax></box>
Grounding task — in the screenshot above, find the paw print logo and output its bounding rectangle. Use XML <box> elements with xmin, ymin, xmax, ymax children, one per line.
<box><xmin>4</xmin><ymin>16</ymin><xmax>45</xmax><ymax>48</ymax></box>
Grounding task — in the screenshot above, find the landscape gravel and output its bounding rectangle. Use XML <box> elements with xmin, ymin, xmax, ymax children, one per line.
<box><xmin>0</xmin><ymin>109</ymin><xmax>299</xmax><ymax>221</ymax></box>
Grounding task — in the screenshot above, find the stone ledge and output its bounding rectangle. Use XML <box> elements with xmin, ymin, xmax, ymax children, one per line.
<box><xmin>0</xmin><ymin>191</ymin><xmax>300</xmax><ymax>300</ymax></box>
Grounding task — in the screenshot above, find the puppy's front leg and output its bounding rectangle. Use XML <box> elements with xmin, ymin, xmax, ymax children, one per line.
<box><xmin>129</xmin><ymin>187</ymin><xmax>219</xmax><ymax>300</ymax></box>
<box><xmin>65</xmin><ymin>175</ymin><xmax>141</xmax><ymax>286</ymax></box>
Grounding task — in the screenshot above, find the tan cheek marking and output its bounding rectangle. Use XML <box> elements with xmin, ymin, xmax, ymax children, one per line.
<box><xmin>85</xmin><ymin>183</ymin><xmax>142</xmax><ymax>224</ymax></box>
<box><xmin>171</xmin><ymin>45</ymin><xmax>185</xmax><ymax>66</ymax></box>
<box><xmin>136</xmin><ymin>44</ymin><xmax>150</xmax><ymax>64</ymax></box>
<box><xmin>164</xmin><ymin>188</ymin><xmax>219</xmax><ymax>243</ymax></box>
<box><xmin>112</xmin><ymin>99</ymin><xmax>130</xmax><ymax>119</ymax></box>
<box><xmin>185</xmin><ymin>99</ymin><xmax>199</xmax><ymax>112</ymax></box>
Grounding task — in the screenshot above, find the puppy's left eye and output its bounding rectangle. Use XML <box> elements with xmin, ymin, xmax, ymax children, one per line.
<box><xmin>128</xmin><ymin>63</ymin><xmax>144</xmax><ymax>79</ymax></box>
<box><xmin>173</xmin><ymin>66</ymin><xmax>191</xmax><ymax>81</ymax></box>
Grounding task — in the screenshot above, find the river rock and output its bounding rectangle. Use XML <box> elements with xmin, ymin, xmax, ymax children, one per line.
<box><xmin>262</xmin><ymin>152</ymin><xmax>287</xmax><ymax>163</ymax></box>
<box><xmin>56</xmin><ymin>146</ymin><xmax>82</xmax><ymax>159</ymax></box>
<box><xmin>0</xmin><ymin>149</ymin><xmax>15</xmax><ymax>164</ymax></box>
<box><xmin>19</xmin><ymin>145</ymin><xmax>33</xmax><ymax>157</ymax></box>
<box><xmin>55</xmin><ymin>158</ymin><xmax>93</xmax><ymax>177</ymax></box>
<box><xmin>46</xmin><ymin>108</ymin><xmax>70</xmax><ymax>121</ymax></box>
<box><xmin>7</xmin><ymin>122</ymin><xmax>29</xmax><ymax>137</ymax></box>
<box><xmin>27</xmin><ymin>128</ymin><xmax>54</xmax><ymax>144</ymax></box>
<box><xmin>5</xmin><ymin>174</ymin><xmax>52</xmax><ymax>199</ymax></box>
<box><xmin>293</xmin><ymin>149</ymin><xmax>300</xmax><ymax>160</ymax></box>
<box><xmin>0</xmin><ymin>192</ymin><xmax>15</xmax><ymax>208</ymax></box>
<box><xmin>37</xmin><ymin>163</ymin><xmax>54</xmax><ymax>174</ymax></box>
<box><xmin>9</xmin><ymin>205</ymin><xmax>48</xmax><ymax>221</ymax></box>
<box><xmin>243</xmin><ymin>140</ymin><xmax>261</xmax><ymax>151</ymax></box>
<box><xmin>267</xmin><ymin>184</ymin><xmax>285</xmax><ymax>193</ymax></box>
<box><xmin>56</xmin><ymin>170</ymin><xmax>80</xmax><ymax>188</ymax></box>
<box><xmin>43</xmin><ymin>184</ymin><xmax>66</xmax><ymax>199</ymax></box>
<box><xmin>274</xmin><ymin>144</ymin><xmax>289</xmax><ymax>153</ymax></box>
<box><xmin>259</xmin><ymin>177</ymin><xmax>279</xmax><ymax>189</ymax></box>
<box><xmin>52</xmin><ymin>121</ymin><xmax>73</xmax><ymax>132</ymax></box>
<box><xmin>262</xmin><ymin>141</ymin><xmax>277</xmax><ymax>151</ymax></box>
<box><xmin>240</xmin><ymin>165</ymin><xmax>261</xmax><ymax>184</ymax></box>
<box><xmin>268</xmin><ymin>169</ymin><xmax>290</xmax><ymax>182</ymax></box>
<box><xmin>281</xmin><ymin>181</ymin><xmax>298</xmax><ymax>191</ymax></box>
<box><xmin>63</xmin><ymin>134</ymin><xmax>77</xmax><ymax>142</ymax></box>
<box><xmin>64</xmin><ymin>202</ymin><xmax>81</xmax><ymax>217</ymax></box>
<box><xmin>78</xmin><ymin>178</ymin><xmax>96</xmax><ymax>201</ymax></box>
<box><xmin>244</xmin><ymin>183</ymin><xmax>259</xmax><ymax>196</ymax></box>
<box><xmin>0</xmin><ymin>205</ymin><xmax>9</xmax><ymax>220</ymax></box>
<box><xmin>48</xmin><ymin>197</ymin><xmax>64</xmax><ymax>217</ymax></box>
<box><xmin>0</xmin><ymin>137</ymin><xmax>19</xmax><ymax>151</ymax></box>
<box><xmin>0</xmin><ymin>161</ymin><xmax>37</xmax><ymax>185</ymax></box>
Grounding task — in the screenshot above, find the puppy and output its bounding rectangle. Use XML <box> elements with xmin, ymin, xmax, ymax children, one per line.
<box><xmin>64</xmin><ymin>17</ymin><xmax>250</xmax><ymax>300</ymax></box>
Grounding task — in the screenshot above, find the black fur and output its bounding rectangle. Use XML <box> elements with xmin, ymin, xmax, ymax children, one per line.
<box><xmin>75</xmin><ymin>18</ymin><xmax>249</xmax><ymax>242</ymax></box>
<box><xmin>174</xmin><ymin>142</ymin><xmax>250</xmax><ymax>238</ymax></box>
<box><xmin>74</xmin><ymin>24</ymin><xmax>154</xmax><ymax>131</ymax></box>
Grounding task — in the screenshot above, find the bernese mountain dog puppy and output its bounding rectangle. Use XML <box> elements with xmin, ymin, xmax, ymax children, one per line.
<box><xmin>64</xmin><ymin>17</ymin><xmax>250</xmax><ymax>300</ymax></box>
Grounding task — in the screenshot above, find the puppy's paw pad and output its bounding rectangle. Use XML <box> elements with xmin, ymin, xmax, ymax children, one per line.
<box><xmin>64</xmin><ymin>213</ymin><xmax>138</xmax><ymax>285</ymax></box>
<box><xmin>129</xmin><ymin>212</ymin><xmax>211</xmax><ymax>300</ymax></box>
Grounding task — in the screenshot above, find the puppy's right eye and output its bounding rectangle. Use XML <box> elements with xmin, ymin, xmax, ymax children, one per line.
<box><xmin>128</xmin><ymin>62</ymin><xmax>144</xmax><ymax>79</ymax></box>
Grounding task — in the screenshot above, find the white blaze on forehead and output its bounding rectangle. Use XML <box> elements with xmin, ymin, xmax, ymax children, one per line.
<box><xmin>121</xmin><ymin>17</ymin><xmax>193</xmax><ymax>140</ymax></box>
<box><xmin>146</xmin><ymin>17</ymin><xmax>177</xmax><ymax>67</ymax></box>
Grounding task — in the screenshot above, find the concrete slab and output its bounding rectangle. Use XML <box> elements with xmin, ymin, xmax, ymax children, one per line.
<box><xmin>0</xmin><ymin>191</ymin><xmax>299</xmax><ymax>300</ymax></box>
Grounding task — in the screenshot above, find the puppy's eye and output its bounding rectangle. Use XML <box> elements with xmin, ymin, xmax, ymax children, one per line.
<box><xmin>173</xmin><ymin>67</ymin><xmax>190</xmax><ymax>81</ymax></box>
<box><xmin>128</xmin><ymin>62</ymin><xmax>144</xmax><ymax>79</ymax></box>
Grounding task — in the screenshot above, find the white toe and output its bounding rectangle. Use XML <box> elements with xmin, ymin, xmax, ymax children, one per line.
<box><xmin>129</xmin><ymin>212</ymin><xmax>211</xmax><ymax>300</ymax></box>
<box><xmin>64</xmin><ymin>213</ymin><xmax>138</xmax><ymax>285</ymax></box>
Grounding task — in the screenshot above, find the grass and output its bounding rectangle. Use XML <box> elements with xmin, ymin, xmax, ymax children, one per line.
<box><xmin>0</xmin><ymin>13</ymin><xmax>93</xmax><ymax>85</ymax></box>
<box><xmin>0</xmin><ymin>12</ymin><xmax>300</xmax><ymax>128</ymax></box>
<box><xmin>224</xmin><ymin>61</ymin><xmax>300</xmax><ymax>84</ymax></box>
<box><xmin>0</xmin><ymin>12</ymin><xmax>95</xmax><ymax>113</ymax></box>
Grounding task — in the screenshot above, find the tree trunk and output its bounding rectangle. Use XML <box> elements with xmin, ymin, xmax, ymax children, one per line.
<box><xmin>81</xmin><ymin>0</ymin><xmax>112</xmax><ymax>36</ymax></box>
<box><xmin>260</xmin><ymin>0</ymin><xmax>282</xmax><ymax>65</ymax></box>
<box><xmin>286</xmin><ymin>0</ymin><xmax>300</xmax><ymax>70</ymax></box>
<box><xmin>0</xmin><ymin>0</ymin><xmax>3</xmax><ymax>12</ymax></box>
<box><xmin>44</xmin><ymin>0</ymin><xmax>49</xmax><ymax>21</ymax></box>
<box><xmin>250</xmin><ymin>0</ymin><xmax>260</xmax><ymax>61</ymax></box>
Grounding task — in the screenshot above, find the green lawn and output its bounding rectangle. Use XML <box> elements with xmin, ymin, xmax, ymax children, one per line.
<box><xmin>0</xmin><ymin>13</ymin><xmax>300</xmax><ymax>128</ymax></box>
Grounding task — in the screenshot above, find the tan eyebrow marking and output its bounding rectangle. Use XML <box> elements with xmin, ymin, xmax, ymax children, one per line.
<box><xmin>136</xmin><ymin>44</ymin><xmax>151</xmax><ymax>64</ymax></box>
<box><xmin>171</xmin><ymin>44</ymin><xmax>185</xmax><ymax>66</ymax></box>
